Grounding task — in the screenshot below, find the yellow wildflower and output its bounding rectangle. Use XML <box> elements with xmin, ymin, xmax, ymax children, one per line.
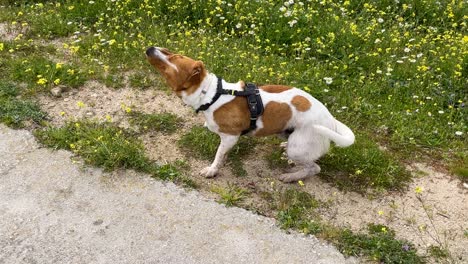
<box><xmin>37</xmin><ymin>78</ymin><xmax>47</xmax><ymax>85</ymax></box>
<box><xmin>76</xmin><ymin>101</ymin><xmax>85</xmax><ymax>108</ymax></box>
<box><xmin>415</xmin><ymin>186</ymin><xmax>423</xmax><ymax>194</ymax></box>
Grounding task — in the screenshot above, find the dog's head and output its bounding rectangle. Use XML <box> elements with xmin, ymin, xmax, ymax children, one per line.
<box><xmin>146</xmin><ymin>47</ymin><xmax>206</xmax><ymax>97</ymax></box>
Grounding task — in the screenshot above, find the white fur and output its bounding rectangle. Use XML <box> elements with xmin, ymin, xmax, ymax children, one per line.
<box><xmin>152</xmin><ymin>47</ymin><xmax>179</xmax><ymax>72</ymax></box>
<box><xmin>200</xmin><ymin>133</ymin><xmax>239</xmax><ymax>178</ymax></box>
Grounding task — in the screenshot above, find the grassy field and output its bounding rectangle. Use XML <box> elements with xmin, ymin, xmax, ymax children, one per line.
<box><xmin>0</xmin><ymin>0</ymin><xmax>466</xmax><ymax>262</ymax></box>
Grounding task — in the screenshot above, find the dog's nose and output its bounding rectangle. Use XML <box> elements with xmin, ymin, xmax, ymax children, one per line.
<box><xmin>146</xmin><ymin>47</ymin><xmax>156</xmax><ymax>57</ymax></box>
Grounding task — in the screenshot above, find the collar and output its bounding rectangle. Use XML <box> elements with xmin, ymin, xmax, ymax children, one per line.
<box><xmin>195</xmin><ymin>76</ymin><xmax>223</xmax><ymax>113</ymax></box>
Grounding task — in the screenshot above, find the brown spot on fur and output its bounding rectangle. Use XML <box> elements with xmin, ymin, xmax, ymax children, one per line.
<box><xmin>255</xmin><ymin>102</ymin><xmax>292</xmax><ymax>136</ymax></box>
<box><xmin>291</xmin><ymin>95</ymin><xmax>311</xmax><ymax>112</ymax></box>
<box><xmin>213</xmin><ymin>97</ymin><xmax>250</xmax><ymax>135</ymax></box>
<box><xmin>260</xmin><ymin>85</ymin><xmax>292</xmax><ymax>93</ymax></box>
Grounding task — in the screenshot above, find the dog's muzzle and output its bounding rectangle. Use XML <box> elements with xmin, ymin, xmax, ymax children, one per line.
<box><xmin>146</xmin><ymin>47</ymin><xmax>156</xmax><ymax>57</ymax></box>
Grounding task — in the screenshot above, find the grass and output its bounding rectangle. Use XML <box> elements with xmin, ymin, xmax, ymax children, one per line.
<box><xmin>34</xmin><ymin>120</ymin><xmax>195</xmax><ymax>186</ymax></box>
<box><xmin>127</xmin><ymin>111</ymin><xmax>183</xmax><ymax>134</ymax></box>
<box><xmin>263</xmin><ymin>136</ymin><xmax>291</xmax><ymax>170</ymax></box>
<box><xmin>275</xmin><ymin>188</ymin><xmax>424</xmax><ymax>264</ymax></box>
<box><xmin>0</xmin><ymin>82</ymin><xmax>46</xmax><ymax>128</ymax></box>
<box><xmin>178</xmin><ymin>126</ymin><xmax>258</xmax><ymax>177</ymax></box>
<box><xmin>319</xmin><ymin>133</ymin><xmax>413</xmax><ymax>193</ymax></box>
<box><xmin>211</xmin><ymin>183</ymin><xmax>248</xmax><ymax>207</ymax></box>
<box><xmin>35</xmin><ymin>120</ymin><xmax>152</xmax><ymax>171</ymax></box>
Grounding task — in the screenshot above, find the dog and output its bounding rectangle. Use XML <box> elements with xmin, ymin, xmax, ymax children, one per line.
<box><xmin>146</xmin><ymin>47</ymin><xmax>355</xmax><ymax>183</ymax></box>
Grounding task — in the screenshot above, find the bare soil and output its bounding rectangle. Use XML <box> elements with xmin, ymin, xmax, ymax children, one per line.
<box><xmin>38</xmin><ymin>81</ymin><xmax>468</xmax><ymax>262</ymax></box>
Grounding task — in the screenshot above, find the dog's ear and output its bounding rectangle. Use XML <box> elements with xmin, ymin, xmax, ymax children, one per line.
<box><xmin>190</xmin><ymin>61</ymin><xmax>204</xmax><ymax>78</ymax></box>
<box><xmin>185</xmin><ymin>60</ymin><xmax>204</xmax><ymax>86</ymax></box>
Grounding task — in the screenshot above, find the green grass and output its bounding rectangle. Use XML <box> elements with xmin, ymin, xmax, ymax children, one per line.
<box><xmin>427</xmin><ymin>245</ymin><xmax>450</xmax><ymax>260</ymax></box>
<box><xmin>178</xmin><ymin>126</ymin><xmax>258</xmax><ymax>177</ymax></box>
<box><xmin>452</xmin><ymin>167</ymin><xmax>468</xmax><ymax>183</ymax></box>
<box><xmin>335</xmin><ymin>224</ymin><xmax>423</xmax><ymax>264</ymax></box>
<box><xmin>319</xmin><ymin>133</ymin><xmax>413</xmax><ymax>193</ymax></box>
<box><xmin>262</xmin><ymin>136</ymin><xmax>291</xmax><ymax>170</ymax></box>
<box><xmin>34</xmin><ymin>120</ymin><xmax>194</xmax><ymax>185</ymax></box>
<box><xmin>35</xmin><ymin>121</ymin><xmax>151</xmax><ymax>171</ymax></box>
<box><xmin>276</xmin><ymin>188</ymin><xmax>323</xmax><ymax>233</ymax></box>
<box><xmin>127</xmin><ymin>111</ymin><xmax>183</xmax><ymax>134</ymax></box>
<box><xmin>211</xmin><ymin>183</ymin><xmax>248</xmax><ymax>207</ymax></box>
<box><xmin>275</xmin><ymin>188</ymin><xmax>424</xmax><ymax>263</ymax></box>
<box><xmin>0</xmin><ymin>82</ymin><xmax>46</xmax><ymax>128</ymax></box>
<box><xmin>3</xmin><ymin>54</ymin><xmax>86</xmax><ymax>94</ymax></box>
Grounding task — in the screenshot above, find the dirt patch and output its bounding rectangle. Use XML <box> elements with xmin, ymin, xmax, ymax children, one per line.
<box><xmin>0</xmin><ymin>22</ymin><xmax>24</xmax><ymax>41</ymax></box>
<box><xmin>39</xmin><ymin>80</ymin><xmax>203</xmax><ymax>128</ymax></box>
<box><xmin>38</xmin><ymin>80</ymin><xmax>468</xmax><ymax>261</ymax></box>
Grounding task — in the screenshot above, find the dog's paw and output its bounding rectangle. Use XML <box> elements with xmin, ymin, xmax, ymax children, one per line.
<box><xmin>279</xmin><ymin>171</ymin><xmax>308</xmax><ymax>183</ymax></box>
<box><xmin>200</xmin><ymin>166</ymin><xmax>218</xmax><ymax>178</ymax></box>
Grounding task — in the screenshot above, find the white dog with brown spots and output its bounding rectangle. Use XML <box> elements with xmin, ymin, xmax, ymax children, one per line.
<box><xmin>146</xmin><ymin>47</ymin><xmax>355</xmax><ymax>183</ymax></box>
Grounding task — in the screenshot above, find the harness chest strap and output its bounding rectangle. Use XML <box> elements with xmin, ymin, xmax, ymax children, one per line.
<box><xmin>195</xmin><ymin>77</ymin><xmax>264</xmax><ymax>135</ymax></box>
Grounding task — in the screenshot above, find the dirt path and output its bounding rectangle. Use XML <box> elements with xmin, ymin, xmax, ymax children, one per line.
<box><xmin>0</xmin><ymin>124</ymin><xmax>356</xmax><ymax>264</ymax></box>
<box><xmin>38</xmin><ymin>82</ymin><xmax>468</xmax><ymax>262</ymax></box>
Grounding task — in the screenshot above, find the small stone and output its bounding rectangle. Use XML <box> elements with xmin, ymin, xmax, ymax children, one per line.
<box><xmin>463</xmin><ymin>183</ymin><xmax>468</xmax><ymax>189</ymax></box>
<box><xmin>50</xmin><ymin>87</ymin><xmax>63</xmax><ymax>97</ymax></box>
<box><xmin>85</xmin><ymin>111</ymin><xmax>95</xmax><ymax>117</ymax></box>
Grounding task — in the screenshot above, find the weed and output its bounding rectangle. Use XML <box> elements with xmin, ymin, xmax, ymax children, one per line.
<box><xmin>335</xmin><ymin>225</ymin><xmax>423</xmax><ymax>264</ymax></box>
<box><xmin>128</xmin><ymin>72</ymin><xmax>160</xmax><ymax>90</ymax></box>
<box><xmin>7</xmin><ymin>55</ymin><xmax>86</xmax><ymax>94</ymax></box>
<box><xmin>103</xmin><ymin>73</ymin><xmax>125</xmax><ymax>89</ymax></box>
<box><xmin>319</xmin><ymin>133</ymin><xmax>412</xmax><ymax>193</ymax></box>
<box><xmin>35</xmin><ymin>121</ymin><xmax>150</xmax><ymax>171</ymax></box>
<box><xmin>0</xmin><ymin>82</ymin><xmax>46</xmax><ymax>128</ymax></box>
<box><xmin>211</xmin><ymin>183</ymin><xmax>248</xmax><ymax>207</ymax></box>
<box><xmin>275</xmin><ymin>188</ymin><xmax>322</xmax><ymax>233</ymax></box>
<box><xmin>275</xmin><ymin>188</ymin><xmax>423</xmax><ymax>263</ymax></box>
<box><xmin>263</xmin><ymin>137</ymin><xmax>290</xmax><ymax>170</ymax></box>
<box><xmin>128</xmin><ymin>111</ymin><xmax>183</xmax><ymax>134</ymax></box>
<box><xmin>427</xmin><ymin>245</ymin><xmax>450</xmax><ymax>260</ymax></box>
<box><xmin>178</xmin><ymin>126</ymin><xmax>219</xmax><ymax>160</ymax></box>
<box><xmin>34</xmin><ymin>120</ymin><xmax>188</xmax><ymax>184</ymax></box>
<box><xmin>452</xmin><ymin>167</ymin><xmax>468</xmax><ymax>183</ymax></box>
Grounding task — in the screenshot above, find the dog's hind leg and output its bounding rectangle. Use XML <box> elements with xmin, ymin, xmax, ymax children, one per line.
<box><xmin>279</xmin><ymin>128</ymin><xmax>329</xmax><ymax>183</ymax></box>
<box><xmin>200</xmin><ymin>133</ymin><xmax>239</xmax><ymax>178</ymax></box>
<box><xmin>279</xmin><ymin>163</ymin><xmax>320</xmax><ymax>183</ymax></box>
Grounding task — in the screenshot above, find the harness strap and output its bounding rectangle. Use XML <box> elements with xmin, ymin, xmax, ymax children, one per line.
<box><xmin>195</xmin><ymin>77</ymin><xmax>264</xmax><ymax>135</ymax></box>
<box><xmin>196</xmin><ymin>77</ymin><xmax>223</xmax><ymax>113</ymax></box>
<box><xmin>241</xmin><ymin>83</ymin><xmax>264</xmax><ymax>135</ymax></box>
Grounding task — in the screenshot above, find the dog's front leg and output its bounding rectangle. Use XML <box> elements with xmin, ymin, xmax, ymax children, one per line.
<box><xmin>200</xmin><ymin>133</ymin><xmax>239</xmax><ymax>178</ymax></box>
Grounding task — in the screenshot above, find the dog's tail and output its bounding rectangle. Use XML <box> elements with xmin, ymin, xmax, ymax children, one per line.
<box><xmin>312</xmin><ymin>119</ymin><xmax>355</xmax><ymax>147</ymax></box>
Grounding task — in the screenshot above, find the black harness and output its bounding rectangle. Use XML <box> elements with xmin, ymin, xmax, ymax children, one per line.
<box><xmin>196</xmin><ymin>77</ymin><xmax>264</xmax><ymax>135</ymax></box>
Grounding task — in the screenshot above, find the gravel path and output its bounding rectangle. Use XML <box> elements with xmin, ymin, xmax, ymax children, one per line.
<box><xmin>0</xmin><ymin>125</ymin><xmax>354</xmax><ymax>264</ymax></box>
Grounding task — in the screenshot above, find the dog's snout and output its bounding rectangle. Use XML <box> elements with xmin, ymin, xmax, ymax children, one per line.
<box><xmin>146</xmin><ymin>47</ymin><xmax>156</xmax><ymax>57</ymax></box>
